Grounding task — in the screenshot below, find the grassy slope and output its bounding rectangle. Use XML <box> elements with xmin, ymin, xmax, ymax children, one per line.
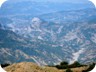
<box><xmin>4</xmin><ymin>62</ymin><xmax>88</xmax><ymax>72</ymax></box>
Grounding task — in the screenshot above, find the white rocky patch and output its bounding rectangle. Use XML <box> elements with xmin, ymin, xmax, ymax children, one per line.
<box><xmin>15</xmin><ymin>50</ymin><xmax>30</xmax><ymax>59</ymax></box>
<box><xmin>64</xmin><ymin>31</ymin><xmax>78</xmax><ymax>41</ymax></box>
<box><xmin>57</xmin><ymin>26</ymin><xmax>63</xmax><ymax>33</ymax></box>
<box><xmin>38</xmin><ymin>36</ymin><xmax>43</xmax><ymax>40</ymax></box>
<box><xmin>1</xmin><ymin>48</ymin><xmax>12</xmax><ymax>56</ymax></box>
<box><xmin>30</xmin><ymin>56</ymin><xmax>41</xmax><ymax>66</ymax></box>
<box><xmin>31</xmin><ymin>17</ymin><xmax>41</xmax><ymax>24</ymax></box>
<box><xmin>91</xmin><ymin>34</ymin><xmax>96</xmax><ymax>43</ymax></box>
<box><xmin>51</xmin><ymin>53</ymin><xmax>62</xmax><ymax>62</ymax></box>
<box><xmin>70</xmin><ymin>48</ymin><xmax>85</xmax><ymax>64</ymax></box>
<box><xmin>27</xmin><ymin>26</ymin><xmax>32</xmax><ymax>33</ymax></box>
<box><xmin>6</xmin><ymin>23</ymin><xmax>16</xmax><ymax>32</ymax></box>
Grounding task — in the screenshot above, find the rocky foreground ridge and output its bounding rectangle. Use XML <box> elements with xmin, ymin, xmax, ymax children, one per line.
<box><xmin>4</xmin><ymin>62</ymin><xmax>89</xmax><ymax>72</ymax></box>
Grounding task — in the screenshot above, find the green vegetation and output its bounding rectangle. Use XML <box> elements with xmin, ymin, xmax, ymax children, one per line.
<box><xmin>1</xmin><ymin>63</ymin><xmax>10</xmax><ymax>68</ymax></box>
<box><xmin>60</xmin><ymin>61</ymin><xmax>68</xmax><ymax>66</ymax></box>
<box><xmin>54</xmin><ymin>61</ymin><xmax>84</xmax><ymax>69</ymax></box>
<box><xmin>68</xmin><ymin>61</ymin><xmax>83</xmax><ymax>68</ymax></box>
<box><xmin>49</xmin><ymin>61</ymin><xmax>96</xmax><ymax>72</ymax></box>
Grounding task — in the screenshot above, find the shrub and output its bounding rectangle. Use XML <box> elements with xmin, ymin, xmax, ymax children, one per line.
<box><xmin>55</xmin><ymin>65</ymin><xmax>68</xmax><ymax>69</ymax></box>
<box><xmin>69</xmin><ymin>61</ymin><xmax>82</xmax><ymax>68</ymax></box>
<box><xmin>60</xmin><ymin>61</ymin><xmax>68</xmax><ymax>66</ymax></box>
<box><xmin>54</xmin><ymin>61</ymin><xmax>83</xmax><ymax>69</ymax></box>
<box><xmin>1</xmin><ymin>63</ymin><xmax>10</xmax><ymax>68</ymax></box>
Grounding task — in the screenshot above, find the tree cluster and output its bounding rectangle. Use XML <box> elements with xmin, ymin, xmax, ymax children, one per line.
<box><xmin>1</xmin><ymin>63</ymin><xmax>10</xmax><ymax>68</ymax></box>
<box><xmin>55</xmin><ymin>61</ymin><xmax>83</xmax><ymax>69</ymax></box>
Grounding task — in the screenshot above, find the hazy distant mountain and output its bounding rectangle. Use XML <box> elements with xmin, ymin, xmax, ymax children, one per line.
<box><xmin>0</xmin><ymin>8</ymin><xmax>96</xmax><ymax>65</ymax></box>
<box><xmin>0</xmin><ymin>0</ymin><xmax>96</xmax><ymax>65</ymax></box>
<box><xmin>0</xmin><ymin>0</ymin><xmax>94</xmax><ymax>16</ymax></box>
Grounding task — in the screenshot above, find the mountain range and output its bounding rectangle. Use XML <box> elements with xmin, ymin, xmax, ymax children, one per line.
<box><xmin>0</xmin><ymin>1</ymin><xmax>96</xmax><ymax>65</ymax></box>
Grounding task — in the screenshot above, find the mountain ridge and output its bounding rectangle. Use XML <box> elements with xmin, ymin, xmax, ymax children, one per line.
<box><xmin>0</xmin><ymin>8</ymin><xmax>96</xmax><ymax>65</ymax></box>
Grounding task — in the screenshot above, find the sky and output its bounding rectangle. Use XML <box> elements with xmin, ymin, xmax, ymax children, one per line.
<box><xmin>0</xmin><ymin>0</ymin><xmax>96</xmax><ymax>8</ymax></box>
<box><xmin>8</xmin><ymin>0</ymin><xmax>89</xmax><ymax>3</ymax></box>
<box><xmin>4</xmin><ymin>0</ymin><xmax>96</xmax><ymax>7</ymax></box>
<box><xmin>0</xmin><ymin>0</ymin><xmax>94</xmax><ymax>4</ymax></box>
